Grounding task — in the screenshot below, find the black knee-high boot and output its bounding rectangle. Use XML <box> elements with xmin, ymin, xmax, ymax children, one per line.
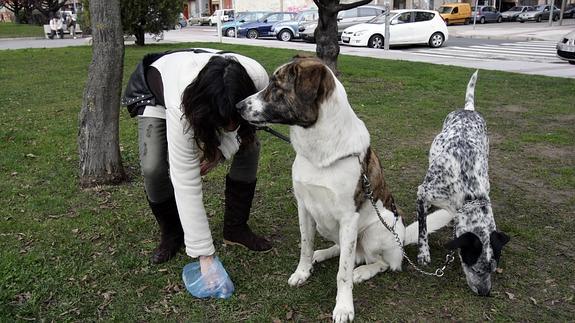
<box><xmin>223</xmin><ymin>175</ymin><xmax>272</xmax><ymax>251</ymax></box>
<box><xmin>148</xmin><ymin>197</ymin><xmax>184</xmax><ymax>264</ymax></box>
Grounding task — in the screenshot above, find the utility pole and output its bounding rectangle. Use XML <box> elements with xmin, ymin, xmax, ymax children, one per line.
<box><xmin>548</xmin><ymin>0</ymin><xmax>553</xmax><ymax>26</ymax></box>
<box><xmin>559</xmin><ymin>0</ymin><xmax>566</xmax><ymax>25</ymax></box>
<box><xmin>472</xmin><ymin>0</ymin><xmax>479</xmax><ymax>30</ymax></box>
<box><xmin>384</xmin><ymin>0</ymin><xmax>390</xmax><ymax>50</ymax></box>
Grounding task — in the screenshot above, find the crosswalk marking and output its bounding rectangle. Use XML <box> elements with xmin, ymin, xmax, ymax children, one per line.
<box><xmin>405</xmin><ymin>40</ymin><xmax>562</xmax><ymax>63</ymax></box>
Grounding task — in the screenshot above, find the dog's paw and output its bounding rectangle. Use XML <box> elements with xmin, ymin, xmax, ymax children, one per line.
<box><xmin>417</xmin><ymin>251</ymin><xmax>431</xmax><ymax>265</ymax></box>
<box><xmin>288</xmin><ymin>269</ymin><xmax>311</xmax><ymax>287</ymax></box>
<box><xmin>332</xmin><ymin>303</ymin><xmax>354</xmax><ymax>323</ymax></box>
<box><xmin>352</xmin><ymin>267</ymin><xmax>371</xmax><ymax>284</ymax></box>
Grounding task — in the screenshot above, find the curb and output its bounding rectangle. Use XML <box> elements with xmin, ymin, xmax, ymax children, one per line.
<box><xmin>0</xmin><ymin>36</ymin><xmax>46</xmax><ymax>41</ymax></box>
<box><xmin>452</xmin><ymin>34</ymin><xmax>544</xmax><ymax>41</ymax></box>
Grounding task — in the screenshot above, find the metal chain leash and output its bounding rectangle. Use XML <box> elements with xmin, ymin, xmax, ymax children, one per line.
<box><xmin>360</xmin><ymin>171</ymin><xmax>456</xmax><ymax>277</ymax></box>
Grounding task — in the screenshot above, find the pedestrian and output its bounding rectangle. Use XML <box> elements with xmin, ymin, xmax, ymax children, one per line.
<box><xmin>122</xmin><ymin>49</ymin><xmax>271</xmax><ymax>297</ymax></box>
<box><xmin>67</xmin><ymin>13</ymin><xmax>77</xmax><ymax>39</ymax></box>
<box><xmin>48</xmin><ymin>15</ymin><xmax>64</xmax><ymax>39</ymax></box>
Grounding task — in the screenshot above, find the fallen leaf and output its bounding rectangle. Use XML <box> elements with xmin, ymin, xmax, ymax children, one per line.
<box><xmin>272</xmin><ymin>318</ymin><xmax>281</xmax><ymax>323</ymax></box>
<box><xmin>71</xmin><ymin>229</ymin><xmax>79</xmax><ymax>234</ymax></box>
<box><xmin>529</xmin><ymin>297</ymin><xmax>537</xmax><ymax>305</ymax></box>
<box><xmin>505</xmin><ymin>292</ymin><xmax>515</xmax><ymax>300</ymax></box>
<box><xmin>25</xmin><ymin>153</ymin><xmax>37</xmax><ymax>158</ymax></box>
<box><xmin>286</xmin><ymin>310</ymin><xmax>293</xmax><ymax>320</ymax></box>
<box><xmin>495</xmin><ymin>268</ymin><xmax>503</xmax><ymax>274</ymax></box>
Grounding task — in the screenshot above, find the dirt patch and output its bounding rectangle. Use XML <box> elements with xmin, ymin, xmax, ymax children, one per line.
<box><xmin>495</xmin><ymin>105</ymin><xmax>529</xmax><ymax>113</ymax></box>
<box><xmin>524</xmin><ymin>143</ymin><xmax>575</xmax><ymax>160</ymax></box>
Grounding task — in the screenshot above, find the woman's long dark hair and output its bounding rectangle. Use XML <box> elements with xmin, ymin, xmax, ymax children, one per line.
<box><xmin>181</xmin><ymin>55</ymin><xmax>258</xmax><ymax>163</ymax></box>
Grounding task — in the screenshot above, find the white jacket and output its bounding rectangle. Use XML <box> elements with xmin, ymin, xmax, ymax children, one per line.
<box><xmin>149</xmin><ymin>52</ymin><xmax>269</xmax><ymax>257</ymax></box>
<box><xmin>49</xmin><ymin>18</ymin><xmax>63</xmax><ymax>30</ymax></box>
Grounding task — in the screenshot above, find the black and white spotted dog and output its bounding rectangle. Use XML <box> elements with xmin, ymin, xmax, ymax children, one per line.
<box><xmin>416</xmin><ymin>71</ymin><xmax>510</xmax><ymax>296</ymax></box>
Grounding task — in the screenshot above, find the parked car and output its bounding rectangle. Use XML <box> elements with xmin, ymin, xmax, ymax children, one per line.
<box><xmin>271</xmin><ymin>9</ymin><xmax>318</xmax><ymax>41</ymax></box>
<box><xmin>556</xmin><ymin>31</ymin><xmax>575</xmax><ymax>64</ymax></box>
<box><xmin>517</xmin><ymin>5</ymin><xmax>559</xmax><ymax>22</ymax></box>
<box><xmin>341</xmin><ymin>10</ymin><xmax>448</xmax><ymax>49</ymax></box>
<box><xmin>299</xmin><ymin>5</ymin><xmax>385</xmax><ymax>42</ymax></box>
<box><xmin>188</xmin><ymin>12</ymin><xmax>211</xmax><ymax>26</ymax></box>
<box><xmin>175</xmin><ymin>13</ymin><xmax>187</xmax><ymax>29</ymax></box>
<box><xmin>209</xmin><ymin>9</ymin><xmax>236</xmax><ymax>26</ymax></box>
<box><xmin>438</xmin><ymin>3</ymin><xmax>472</xmax><ymax>25</ymax></box>
<box><xmin>237</xmin><ymin>12</ymin><xmax>298</xmax><ymax>39</ymax></box>
<box><xmin>471</xmin><ymin>6</ymin><xmax>502</xmax><ymax>23</ymax></box>
<box><xmin>221</xmin><ymin>11</ymin><xmax>269</xmax><ymax>37</ymax></box>
<box><xmin>500</xmin><ymin>6</ymin><xmax>533</xmax><ymax>21</ymax></box>
<box><xmin>563</xmin><ymin>3</ymin><xmax>575</xmax><ymax>18</ymax></box>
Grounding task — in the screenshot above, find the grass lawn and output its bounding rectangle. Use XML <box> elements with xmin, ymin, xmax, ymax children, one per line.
<box><xmin>0</xmin><ymin>22</ymin><xmax>43</xmax><ymax>38</ymax></box>
<box><xmin>0</xmin><ymin>43</ymin><xmax>573</xmax><ymax>321</ymax></box>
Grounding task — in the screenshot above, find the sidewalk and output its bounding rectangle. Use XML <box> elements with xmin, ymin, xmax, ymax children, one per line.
<box><xmin>448</xmin><ymin>19</ymin><xmax>575</xmax><ymax>41</ymax></box>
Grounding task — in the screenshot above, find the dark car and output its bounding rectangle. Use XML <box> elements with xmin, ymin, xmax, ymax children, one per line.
<box><xmin>471</xmin><ymin>6</ymin><xmax>502</xmax><ymax>23</ymax></box>
<box><xmin>237</xmin><ymin>12</ymin><xmax>298</xmax><ymax>39</ymax></box>
<box><xmin>500</xmin><ymin>6</ymin><xmax>533</xmax><ymax>21</ymax></box>
<box><xmin>517</xmin><ymin>5</ymin><xmax>560</xmax><ymax>22</ymax></box>
<box><xmin>564</xmin><ymin>4</ymin><xmax>575</xmax><ymax>18</ymax></box>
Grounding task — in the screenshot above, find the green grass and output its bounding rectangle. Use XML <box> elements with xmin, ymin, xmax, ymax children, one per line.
<box><xmin>1</xmin><ymin>43</ymin><xmax>574</xmax><ymax>321</ymax></box>
<box><xmin>0</xmin><ymin>22</ymin><xmax>43</xmax><ymax>38</ymax></box>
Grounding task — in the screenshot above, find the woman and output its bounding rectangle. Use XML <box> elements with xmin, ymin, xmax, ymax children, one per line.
<box><xmin>122</xmin><ymin>49</ymin><xmax>271</xmax><ymax>292</ymax></box>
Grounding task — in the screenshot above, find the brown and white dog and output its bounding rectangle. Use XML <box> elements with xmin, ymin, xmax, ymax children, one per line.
<box><xmin>236</xmin><ymin>56</ymin><xmax>450</xmax><ymax>322</ymax></box>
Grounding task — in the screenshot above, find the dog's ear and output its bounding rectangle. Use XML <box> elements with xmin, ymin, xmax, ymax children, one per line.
<box><xmin>292</xmin><ymin>59</ymin><xmax>335</xmax><ymax>105</ymax></box>
<box><xmin>445</xmin><ymin>232</ymin><xmax>482</xmax><ymax>266</ymax></box>
<box><xmin>490</xmin><ymin>231</ymin><xmax>510</xmax><ymax>262</ymax></box>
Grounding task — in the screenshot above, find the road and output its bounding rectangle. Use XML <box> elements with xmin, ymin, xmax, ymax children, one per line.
<box><xmin>162</xmin><ymin>22</ymin><xmax>575</xmax><ymax>78</ymax></box>
<box><xmin>1</xmin><ymin>21</ymin><xmax>573</xmax><ymax>78</ymax></box>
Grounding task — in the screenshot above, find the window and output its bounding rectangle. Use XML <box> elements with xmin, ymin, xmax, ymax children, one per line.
<box><xmin>267</xmin><ymin>14</ymin><xmax>280</xmax><ymax>22</ymax></box>
<box><xmin>302</xmin><ymin>12</ymin><xmax>317</xmax><ymax>21</ymax></box>
<box><xmin>358</xmin><ymin>8</ymin><xmax>377</xmax><ymax>17</ymax></box>
<box><xmin>452</xmin><ymin>7</ymin><xmax>459</xmax><ymax>13</ymax></box>
<box><xmin>415</xmin><ymin>11</ymin><xmax>435</xmax><ymax>22</ymax></box>
<box><xmin>397</xmin><ymin>12</ymin><xmax>412</xmax><ymax>23</ymax></box>
<box><xmin>338</xmin><ymin>8</ymin><xmax>358</xmax><ymax>19</ymax></box>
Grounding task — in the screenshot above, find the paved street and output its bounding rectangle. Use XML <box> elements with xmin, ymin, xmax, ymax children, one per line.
<box><xmin>402</xmin><ymin>40</ymin><xmax>561</xmax><ymax>64</ymax></box>
<box><xmin>1</xmin><ymin>20</ymin><xmax>574</xmax><ymax>78</ymax></box>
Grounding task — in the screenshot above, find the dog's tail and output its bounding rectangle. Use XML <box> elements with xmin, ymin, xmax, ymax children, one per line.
<box><xmin>404</xmin><ymin>209</ymin><xmax>453</xmax><ymax>246</ymax></box>
<box><xmin>464</xmin><ymin>70</ymin><xmax>479</xmax><ymax>111</ymax></box>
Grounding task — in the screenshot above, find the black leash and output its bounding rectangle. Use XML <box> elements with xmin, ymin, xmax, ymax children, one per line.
<box><xmin>256</xmin><ymin>126</ymin><xmax>291</xmax><ymax>144</ymax></box>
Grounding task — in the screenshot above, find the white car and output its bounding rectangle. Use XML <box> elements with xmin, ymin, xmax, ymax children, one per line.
<box><xmin>556</xmin><ymin>31</ymin><xmax>575</xmax><ymax>65</ymax></box>
<box><xmin>209</xmin><ymin>9</ymin><xmax>235</xmax><ymax>26</ymax></box>
<box><xmin>341</xmin><ymin>9</ymin><xmax>448</xmax><ymax>49</ymax></box>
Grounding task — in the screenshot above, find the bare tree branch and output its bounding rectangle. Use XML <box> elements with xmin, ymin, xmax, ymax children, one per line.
<box><xmin>313</xmin><ymin>0</ymin><xmax>327</xmax><ymax>10</ymax></box>
<box><xmin>337</xmin><ymin>0</ymin><xmax>373</xmax><ymax>11</ymax></box>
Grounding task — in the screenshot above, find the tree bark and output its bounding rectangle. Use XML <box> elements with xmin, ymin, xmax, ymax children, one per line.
<box><xmin>315</xmin><ymin>2</ymin><xmax>340</xmax><ymax>73</ymax></box>
<box><xmin>314</xmin><ymin>0</ymin><xmax>374</xmax><ymax>74</ymax></box>
<box><xmin>78</xmin><ymin>0</ymin><xmax>126</xmax><ymax>187</ymax></box>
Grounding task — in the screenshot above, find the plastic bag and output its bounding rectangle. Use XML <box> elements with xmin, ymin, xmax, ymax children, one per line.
<box><xmin>182</xmin><ymin>256</ymin><xmax>234</xmax><ymax>299</ymax></box>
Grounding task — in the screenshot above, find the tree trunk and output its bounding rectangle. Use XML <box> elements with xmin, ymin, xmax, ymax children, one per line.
<box><xmin>315</xmin><ymin>3</ymin><xmax>340</xmax><ymax>73</ymax></box>
<box><xmin>134</xmin><ymin>25</ymin><xmax>145</xmax><ymax>46</ymax></box>
<box><xmin>314</xmin><ymin>0</ymin><xmax>373</xmax><ymax>74</ymax></box>
<box><xmin>78</xmin><ymin>0</ymin><xmax>126</xmax><ymax>187</ymax></box>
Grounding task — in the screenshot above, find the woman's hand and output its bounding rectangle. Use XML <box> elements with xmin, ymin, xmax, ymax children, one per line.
<box><xmin>200</xmin><ymin>149</ymin><xmax>223</xmax><ymax>176</ymax></box>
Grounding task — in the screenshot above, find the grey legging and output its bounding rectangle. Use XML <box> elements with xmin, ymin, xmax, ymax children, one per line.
<box><xmin>138</xmin><ymin>116</ymin><xmax>260</xmax><ymax>203</ymax></box>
